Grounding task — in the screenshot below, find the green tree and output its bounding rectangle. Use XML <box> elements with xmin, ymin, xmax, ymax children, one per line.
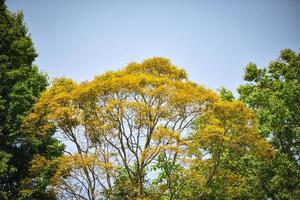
<box><xmin>0</xmin><ymin>1</ymin><xmax>64</xmax><ymax>199</ymax></box>
<box><xmin>238</xmin><ymin>48</ymin><xmax>300</xmax><ymax>199</ymax></box>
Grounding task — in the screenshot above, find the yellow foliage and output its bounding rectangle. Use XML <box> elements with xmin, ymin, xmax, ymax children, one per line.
<box><xmin>124</xmin><ymin>57</ymin><xmax>187</xmax><ymax>80</ymax></box>
<box><xmin>152</xmin><ymin>126</ymin><xmax>181</xmax><ymax>141</ymax></box>
<box><xmin>186</xmin><ymin>98</ymin><xmax>274</xmax><ymax>198</ymax></box>
<box><xmin>190</xmin><ymin>99</ymin><xmax>273</xmax><ymax>158</ymax></box>
<box><xmin>51</xmin><ymin>154</ymin><xmax>114</xmax><ymax>185</ymax></box>
<box><xmin>23</xmin><ymin>57</ymin><xmax>275</xmax><ymax>199</ymax></box>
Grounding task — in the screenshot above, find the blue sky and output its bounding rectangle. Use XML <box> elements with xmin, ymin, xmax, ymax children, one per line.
<box><xmin>6</xmin><ymin>0</ymin><xmax>300</xmax><ymax>95</ymax></box>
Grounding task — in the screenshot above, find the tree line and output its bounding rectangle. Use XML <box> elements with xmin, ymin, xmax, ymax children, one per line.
<box><xmin>0</xmin><ymin>1</ymin><xmax>299</xmax><ymax>199</ymax></box>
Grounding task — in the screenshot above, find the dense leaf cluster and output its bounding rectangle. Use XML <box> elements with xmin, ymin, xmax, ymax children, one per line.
<box><xmin>238</xmin><ymin>49</ymin><xmax>300</xmax><ymax>199</ymax></box>
<box><xmin>0</xmin><ymin>1</ymin><xmax>63</xmax><ymax>199</ymax></box>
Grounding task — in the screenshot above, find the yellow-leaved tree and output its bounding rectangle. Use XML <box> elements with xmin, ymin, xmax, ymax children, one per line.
<box><xmin>184</xmin><ymin>95</ymin><xmax>274</xmax><ymax>199</ymax></box>
<box><xmin>25</xmin><ymin>57</ymin><xmax>217</xmax><ymax>199</ymax></box>
<box><xmin>24</xmin><ymin>58</ymin><xmax>273</xmax><ymax>200</ymax></box>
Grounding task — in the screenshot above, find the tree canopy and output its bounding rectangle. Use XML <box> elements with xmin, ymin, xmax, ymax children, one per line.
<box><xmin>0</xmin><ymin>1</ymin><xmax>64</xmax><ymax>199</ymax></box>
<box><xmin>238</xmin><ymin>48</ymin><xmax>300</xmax><ymax>199</ymax></box>
<box><xmin>25</xmin><ymin>57</ymin><xmax>273</xmax><ymax>199</ymax></box>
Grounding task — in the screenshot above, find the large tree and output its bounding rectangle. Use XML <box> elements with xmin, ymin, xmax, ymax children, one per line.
<box><xmin>238</xmin><ymin>49</ymin><xmax>300</xmax><ymax>199</ymax></box>
<box><xmin>0</xmin><ymin>1</ymin><xmax>63</xmax><ymax>199</ymax></box>
<box><xmin>26</xmin><ymin>57</ymin><xmax>218</xmax><ymax>199</ymax></box>
<box><xmin>27</xmin><ymin>57</ymin><xmax>273</xmax><ymax>199</ymax></box>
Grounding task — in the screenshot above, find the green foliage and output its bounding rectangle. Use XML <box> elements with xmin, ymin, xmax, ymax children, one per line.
<box><xmin>0</xmin><ymin>1</ymin><xmax>64</xmax><ymax>199</ymax></box>
<box><xmin>112</xmin><ymin>166</ymin><xmax>139</xmax><ymax>200</ymax></box>
<box><xmin>239</xmin><ymin>49</ymin><xmax>300</xmax><ymax>158</ymax></box>
<box><xmin>238</xmin><ymin>48</ymin><xmax>300</xmax><ymax>199</ymax></box>
<box><xmin>218</xmin><ymin>87</ymin><xmax>235</xmax><ymax>102</ymax></box>
<box><xmin>151</xmin><ymin>152</ymin><xmax>193</xmax><ymax>200</ymax></box>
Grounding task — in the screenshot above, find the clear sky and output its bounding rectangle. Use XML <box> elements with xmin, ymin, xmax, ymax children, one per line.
<box><xmin>6</xmin><ymin>0</ymin><xmax>300</xmax><ymax>95</ymax></box>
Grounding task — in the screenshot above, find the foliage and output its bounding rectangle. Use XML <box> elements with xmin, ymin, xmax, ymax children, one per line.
<box><xmin>27</xmin><ymin>57</ymin><xmax>219</xmax><ymax>199</ymax></box>
<box><xmin>150</xmin><ymin>152</ymin><xmax>192</xmax><ymax>200</ymax></box>
<box><xmin>238</xmin><ymin>48</ymin><xmax>300</xmax><ymax>199</ymax></box>
<box><xmin>111</xmin><ymin>165</ymin><xmax>152</xmax><ymax>200</ymax></box>
<box><xmin>184</xmin><ymin>98</ymin><xmax>273</xmax><ymax>199</ymax></box>
<box><xmin>27</xmin><ymin>57</ymin><xmax>276</xmax><ymax>199</ymax></box>
<box><xmin>1</xmin><ymin>0</ymin><xmax>298</xmax><ymax>198</ymax></box>
<box><xmin>0</xmin><ymin>1</ymin><xmax>64</xmax><ymax>199</ymax></box>
<box><xmin>218</xmin><ymin>87</ymin><xmax>235</xmax><ymax>102</ymax></box>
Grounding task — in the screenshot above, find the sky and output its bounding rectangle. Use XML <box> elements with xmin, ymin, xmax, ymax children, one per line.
<box><xmin>6</xmin><ymin>0</ymin><xmax>300</xmax><ymax>95</ymax></box>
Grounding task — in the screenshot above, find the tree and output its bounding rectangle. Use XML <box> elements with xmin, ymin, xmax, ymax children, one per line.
<box><xmin>238</xmin><ymin>48</ymin><xmax>300</xmax><ymax>199</ymax></box>
<box><xmin>27</xmin><ymin>57</ymin><xmax>218</xmax><ymax>199</ymax></box>
<box><xmin>0</xmin><ymin>1</ymin><xmax>64</xmax><ymax>199</ymax></box>
<box><xmin>186</xmin><ymin>99</ymin><xmax>273</xmax><ymax>199</ymax></box>
<box><xmin>148</xmin><ymin>87</ymin><xmax>274</xmax><ymax>200</ymax></box>
<box><xmin>28</xmin><ymin>57</ymin><xmax>274</xmax><ymax>199</ymax></box>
